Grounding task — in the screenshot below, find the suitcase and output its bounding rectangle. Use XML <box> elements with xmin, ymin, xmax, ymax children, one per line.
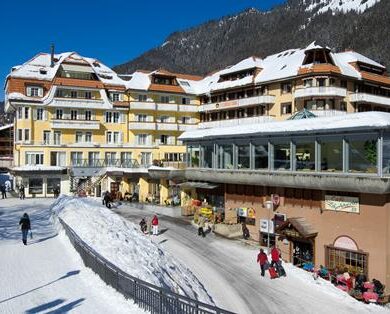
<box><xmin>269</xmin><ymin>267</ymin><xmax>278</xmax><ymax>279</ymax></box>
<box><xmin>275</xmin><ymin>262</ymin><xmax>287</xmax><ymax>277</ymax></box>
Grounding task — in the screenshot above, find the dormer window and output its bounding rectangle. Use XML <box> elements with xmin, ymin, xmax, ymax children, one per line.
<box><xmin>112</xmin><ymin>93</ymin><xmax>120</xmax><ymax>102</ymax></box>
<box><xmin>26</xmin><ymin>86</ymin><xmax>43</xmax><ymax>97</ymax></box>
<box><xmin>39</xmin><ymin>68</ymin><xmax>47</xmax><ymax>75</ymax></box>
<box><xmin>153</xmin><ymin>75</ymin><xmax>176</xmax><ymax>85</ymax></box>
<box><xmin>303</xmin><ymin>48</ymin><xmax>334</xmax><ymax>66</ymax></box>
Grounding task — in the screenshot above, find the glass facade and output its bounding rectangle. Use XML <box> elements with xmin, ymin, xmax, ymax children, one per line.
<box><xmin>187</xmin><ymin>130</ymin><xmax>388</xmax><ymax>176</ymax></box>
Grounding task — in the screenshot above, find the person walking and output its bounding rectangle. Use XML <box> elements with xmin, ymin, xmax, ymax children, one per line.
<box><xmin>197</xmin><ymin>216</ymin><xmax>206</xmax><ymax>237</ymax></box>
<box><xmin>1</xmin><ymin>184</ymin><xmax>7</xmax><ymax>199</ymax></box>
<box><xmin>257</xmin><ymin>248</ymin><xmax>269</xmax><ymax>277</ymax></box>
<box><xmin>271</xmin><ymin>246</ymin><xmax>280</xmax><ymax>267</ymax></box>
<box><xmin>139</xmin><ymin>218</ymin><xmax>147</xmax><ymax>234</ymax></box>
<box><xmin>19</xmin><ymin>213</ymin><xmax>31</xmax><ymax>245</ymax></box>
<box><xmin>151</xmin><ymin>214</ymin><xmax>159</xmax><ymax>236</ymax></box>
<box><xmin>19</xmin><ymin>184</ymin><xmax>25</xmax><ymax>200</ymax></box>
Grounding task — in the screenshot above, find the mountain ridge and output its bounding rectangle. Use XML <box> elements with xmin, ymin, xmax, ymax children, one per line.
<box><xmin>114</xmin><ymin>0</ymin><xmax>389</xmax><ymax>77</ymax></box>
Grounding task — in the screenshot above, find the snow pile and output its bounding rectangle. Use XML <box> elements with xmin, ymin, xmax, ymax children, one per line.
<box><xmin>50</xmin><ymin>196</ymin><xmax>214</xmax><ymax>305</ymax></box>
<box><xmin>304</xmin><ymin>0</ymin><xmax>381</xmax><ymax>14</ymax></box>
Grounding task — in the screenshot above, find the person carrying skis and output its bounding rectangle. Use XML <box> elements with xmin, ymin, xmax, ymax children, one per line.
<box><xmin>257</xmin><ymin>248</ymin><xmax>269</xmax><ymax>277</ymax></box>
<box><xmin>151</xmin><ymin>214</ymin><xmax>159</xmax><ymax>235</ymax></box>
<box><xmin>19</xmin><ymin>184</ymin><xmax>25</xmax><ymax>200</ymax></box>
<box><xmin>19</xmin><ymin>213</ymin><xmax>31</xmax><ymax>245</ymax></box>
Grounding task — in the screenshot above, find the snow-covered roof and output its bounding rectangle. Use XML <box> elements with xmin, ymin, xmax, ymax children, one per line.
<box><xmin>0</xmin><ymin>124</ymin><xmax>13</xmax><ymax>132</ymax></box>
<box><xmin>124</xmin><ymin>71</ymin><xmax>151</xmax><ymax>90</ymax></box>
<box><xmin>179</xmin><ymin>112</ymin><xmax>390</xmax><ymax>141</ymax></box>
<box><xmin>218</xmin><ymin>56</ymin><xmax>263</xmax><ymax>76</ymax></box>
<box><xmin>12</xmin><ymin>165</ymin><xmax>66</xmax><ymax>172</ymax></box>
<box><xmin>335</xmin><ymin>51</ymin><xmax>385</xmax><ymax>69</ymax></box>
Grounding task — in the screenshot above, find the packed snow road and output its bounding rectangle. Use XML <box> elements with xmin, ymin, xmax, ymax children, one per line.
<box><xmin>0</xmin><ymin>197</ymin><xmax>144</xmax><ymax>314</ymax></box>
<box><xmin>113</xmin><ymin>204</ymin><xmax>388</xmax><ymax>314</ymax></box>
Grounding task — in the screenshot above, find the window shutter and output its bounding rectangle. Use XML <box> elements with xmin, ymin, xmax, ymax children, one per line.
<box><xmin>43</xmin><ymin>109</ymin><xmax>48</xmax><ymax>120</ymax></box>
<box><xmin>119</xmin><ymin>132</ymin><xmax>123</xmax><ymax>144</ymax></box>
<box><xmin>33</xmin><ymin>108</ymin><xmax>37</xmax><ymax>120</ymax></box>
<box><xmin>78</xmin><ymin>110</ymin><xmax>84</xmax><ymax>120</ymax></box>
<box><xmin>120</xmin><ymin>112</ymin><xmax>125</xmax><ymax>123</ymax></box>
<box><xmin>91</xmin><ymin>110</ymin><xmax>95</xmax><ymax>120</ymax></box>
<box><xmin>119</xmin><ymin>93</ymin><xmax>124</xmax><ymax>101</ymax></box>
<box><xmin>104</xmin><ymin>131</ymin><xmax>108</xmax><ymax>144</ymax></box>
<box><xmin>26</xmin><ymin>87</ymin><xmax>32</xmax><ymax>97</ymax></box>
<box><xmin>38</xmin><ymin>88</ymin><xmax>43</xmax><ymax>97</ymax></box>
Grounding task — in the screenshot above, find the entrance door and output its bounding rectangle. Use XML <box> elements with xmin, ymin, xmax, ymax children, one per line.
<box><xmin>110</xmin><ymin>182</ymin><xmax>119</xmax><ymax>199</ymax></box>
<box><xmin>293</xmin><ymin>240</ymin><xmax>313</xmax><ymax>266</ymax></box>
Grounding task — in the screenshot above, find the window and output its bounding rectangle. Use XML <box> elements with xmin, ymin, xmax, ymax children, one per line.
<box><xmin>161</xmin><ymin>96</ymin><xmax>170</xmax><ymax>103</ymax></box>
<box><xmin>56</xmin><ymin>109</ymin><xmax>63</xmax><ymax>120</ymax></box>
<box><xmin>281</xmin><ymin>82</ymin><xmax>292</xmax><ymax>94</ymax></box>
<box><xmin>105</xmin><ymin>152</ymin><xmax>117</xmax><ymax>166</ymax></box>
<box><xmin>326</xmin><ymin>246</ymin><xmax>367</xmax><ymax>275</ymax></box>
<box><xmin>106</xmin><ymin>131</ymin><xmax>120</xmax><ymax>144</ymax></box>
<box><xmin>17</xmin><ymin>107</ymin><xmax>23</xmax><ymax>119</ymax></box>
<box><xmin>53</xmin><ymin>131</ymin><xmax>61</xmax><ymax>145</ymax></box>
<box><xmin>182</xmin><ymin>97</ymin><xmax>190</xmax><ymax>105</ymax></box>
<box><xmin>24</xmin><ymin>107</ymin><xmax>30</xmax><ymax>119</ymax></box>
<box><xmin>329</xmin><ymin>78</ymin><xmax>336</xmax><ymax>87</ymax></box>
<box><xmin>273</xmin><ymin>142</ymin><xmax>291</xmax><ymax>170</ymax></box>
<box><xmin>113</xmin><ymin>112</ymin><xmax>119</xmax><ymax>123</ymax></box>
<box><xmin>37</xmin><ymin>108</ymin><xmax>44</xmax><ymax>120</ymax></box>
<box><xmin>85</xmin><ymin>110</ymin><xmax>92</xmax><ymax>121</ymax></box>
<box><xmin>281</xmin><ymin>103</ymin><xmax>292</xmax><ymax>115</ymax></box>
<box><xmin>237</xmin><ymin>144</ymin><xmax>250</xmax><ymax>169</ymax></box>
<box><xmin>202</xmin><ymin>145</ymin><xmax>213</xmax><ymax>168</ymax></box>
<box><xmin>85</xmin><ymin>132</ymin><xmax>92</xmax><ymax>143</ymax></box>
<box><xmin>50</xmin><ymin>152</ymin><xmax>66</xmax><ymax>166</ymax></box>
<box><xmin>189</xmin><ymin>146</ymin><xmax>200</xmax><ymax>167</ymax></box>
<box><xmin>137</xmin><ymin>114</ymin><xmax>147</xmax><ymax>122</ymax></box>
<box><xmin>88</xmin><ymin>152</ymin><xmax>99</xmax><ymax>166</ymax></box>
<box><xmin>111</xmin><ymin>93</ymin><xmax>120</xmax><ymax>102</ymax></box>
<box><xmin>181</xmin><ymin>116</ymin><xmax>190</xmax><ymax>124</ymax></box>
<box><xmin>25</xmin><ymin>152</ymin><xmax>44</xmax><ymax>165</ymax></box>
<box><xmin>85</xmin><ymin>91</ymin><xmax>92</xmax><ymax>99</ymax></box>
<box><xmin>29</xmin><ymin>178</ymin><xmax>43</xmax><ymax>194</ymax></box>
<box><xmin>137</xmin><ymin>134</ymin><xmax>148</xmax><ymax>145</ymax></box>
<box><xmin>303</xmin><ymin>79</ymin><xmax>313</xmax><ymax>88</ymax></box>
<box><xmin>71</xmin><ymin>152</ymin><xmax>83</xmax><ymax>166</ymax></box>
<box><xmin>341</xmin><ymin>80</ymin><xmax>348</xmax><ymax>88</ymax></box>
<box><xmin>317</xmin><ymin>78</ymin><xmax>326</xmax><ymax>87</ymax></box>
<box><xmin>340</xmin><ymin>102</ymin><xmax>347</xmax><ymax>111</ymax></box>
<box><xmin>105</xmin><ymin>112</ymin><xmax>112</xmax><ymax>123</ymax></box>
<box><xmin>47</xmin><ymin>178</ymin><xmax>61</xmax><ymax>194</ymax></box>
<box><xmin>75</xmin><ymin>132</ymin><xmax>83</xmax><ymax>143</ymax></box>
<box><xmin>348</xmin><ymin>136</ymin><xmax>378</xmax><ymax>173</ymax></box>
<box><xmin>295</xmin><ymin>140</ymin><xmax>315</xmax><ymax>171</ymax></box>
<box><xmin>320</xmin><ymin>137</ymin><xmax>343</xmax><ymax>172</ymax></box>
<box><xmin>26</xmin><ymin>86</ymin><xmax>42</xmax><ymax>97</ymax></box>
<box><xmin>160</xmin><ymin>135</ymin><xmax>168</xmax><ymax>145</ymax></box>
<box><xmin>24</xmin><ymin>129</ymin><xmax>30</xmax><ymax>142</ymax></box>
<box><xmin>71</xmin><ymin>110</ymin><xmax>78</xmax><ymax>120</ymax></box>
<box><xmin>121</xmin><ymin>152</ymin><xmax>132</xmax><ymax>165</ymax></box>
<box><xmin>43</xmin><ymin>131</ymin><xmax>51</xmax><ymax>145</ymax></box>
<box><xmin>254</xmin><ymin>143</ymin><xmax>268</xmax><ymax>169</ymax></box>
<box><xmin>159</xmin><ymin>116</ymin><xmax>169</xmax><ymax>123</ymax></box>
<box><xmin>17</xmin><ymin>129</ymin><xmax>23</xmax><ymax>142</ymax></box>
<box><xmin>138</xmin><ymin>94</ymin><xmax>147</xmax><ymax>102</ymax></box>
<box><xmin>70</xmin><ymin>91</ymin><xmax>77</xmax><ymax>98</ymax></box>
<box><xmin>140</xmin><ymin>152</ymin><xmax>151</xmax><ymax>166</ymax></box>
<box><xmin>219</xmin><ymin>144</ymin><xmax>233</xmax><ymax>169</ymax></box>
<box><xmin>113</xmin><ymin>131</ymin><xmax>120</xmax><ymax>143</ymax></box>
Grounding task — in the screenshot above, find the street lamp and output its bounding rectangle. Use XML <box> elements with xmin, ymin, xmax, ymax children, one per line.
<box><xmin>264</xmin><ymin>200</ymin><xmax>273</xmax><ymax>253</ymax></box>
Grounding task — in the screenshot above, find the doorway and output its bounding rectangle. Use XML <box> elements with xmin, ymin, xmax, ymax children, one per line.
<box><xmin>293</xmin><ymin>240</ymin><xmax>314</xmax><ymax>267</ymax></box>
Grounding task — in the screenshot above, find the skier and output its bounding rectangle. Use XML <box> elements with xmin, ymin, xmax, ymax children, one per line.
<box><xmin>19</xmin><ymin>213</ymin><xmax>31</xmax><ymax>245</ymax></box>
<box><xmin>257</xmin><ymin>248</ymin><xmax>269</xmax><ymax>277</ymax></box>
<box><xmin>151</xmin><ymin>214</ymin><xmax>159</xmax><ymax>235</ymax></box>
<box><xmin>139</xmin><ymin>218</ymin><xmax>147</xmax><ymax>234</ymax></box>
<box><xmin>19</xmin><ymin>184</ymin><xmax>25</xmax><ymax>200</ymax></box>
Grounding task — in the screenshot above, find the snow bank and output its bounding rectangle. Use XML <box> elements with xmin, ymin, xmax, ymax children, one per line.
<box><xmin>50</xmin><ymin>196</ymin><xmax>214</xmax><ymax>305</ymax></box>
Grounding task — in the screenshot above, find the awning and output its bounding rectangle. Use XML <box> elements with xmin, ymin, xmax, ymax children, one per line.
<box><xmin>62</xmin><ymin>64</ymin><xmax>94</xmax><ymax>73</ymax></box>
<box><xmin>275</xmin><ymin>217</ymin><xmax>318</xmax><ymax>238</ymax></box>
<box><xmin>178</xmin><ymin>181</ymin><xmax>218</xmax><ymax>189</ymax></box>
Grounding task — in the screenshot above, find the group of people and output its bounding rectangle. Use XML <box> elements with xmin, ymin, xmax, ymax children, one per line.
<box><xmin>256</xmin><ymin>246</ymin><xmax>287</xmax><ymax>279</ymax></box>
<box><xmin>139</xmin><ymin>215</ymin><xmax>159</xmax><ymax>236</ymax></box>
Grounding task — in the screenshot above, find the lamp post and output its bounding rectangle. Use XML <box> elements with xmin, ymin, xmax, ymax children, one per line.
<box><xmin>264</xmin><ymin>200</ymin><xmax>273</xmax><ymax>253</ymax></box>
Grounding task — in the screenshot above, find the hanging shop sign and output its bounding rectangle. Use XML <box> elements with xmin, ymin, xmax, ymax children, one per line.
<box><xmin>260</xmin><ymin>219</ymin><xmax>274</xmax><ymax>234</ymax></box>
<box><xmin>274</xmin><ymin>213</ymin><xmax>286</xmax><ymax>229</ymax></box>
<box><xmin>324</xmin><ymin>195</ymin><xmax>359</xmax><ymax>214</ymax></box>
<box><xmin>271</xmin><ymin>194</ymin><xmax>280</xmax><ymax>207</ymax></box>
<box><xmin>247</xmin><ymin>208</ymin><xmax>256</xmax><ymax>219</ymax></box>
<box><xmin>238</xmin><ymin>208</ymin><xmax>248</xmax><ymax>217</ymax></box>
<box><xmin>334</xmin><ymin>236</ymin><xmax>359</xmax><ymax>251</ymax></box>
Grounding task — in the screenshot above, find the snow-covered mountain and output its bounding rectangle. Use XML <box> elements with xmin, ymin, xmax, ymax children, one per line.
<box><xmin>114</xmin><ymin>0</ymin><xmax>388</xmax><ymax>76</ymax></box>
<box><xmin>304</xmin><ymin>0</ymin><xmax>381</xmax><ymax>14</ymax></box>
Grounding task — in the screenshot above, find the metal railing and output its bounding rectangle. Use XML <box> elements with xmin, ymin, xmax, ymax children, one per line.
<box><xmin>70</xmin><ymin>159</ymin><xmax>140</xmax><ymax>168</ymax></box>
<box><xmin>60</xmin><ymin>218</ymin><xmax>235</xmax><ymax>314</ymax></box>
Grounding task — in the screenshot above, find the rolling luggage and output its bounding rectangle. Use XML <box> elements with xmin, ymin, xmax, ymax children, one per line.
<box><xmin>269</xmin><ymin>267</ymin><xmax>278</xmax><ymax>279</ymax></box>
<box><xmin>275</xmin><ymin>262</ymin><xmax>286</xmax><ymax>277</ymax></box>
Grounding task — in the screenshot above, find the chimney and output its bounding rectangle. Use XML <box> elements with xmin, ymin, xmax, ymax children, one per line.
<box><xmin>50</xmin><ymin>44</ymin><xmax>55</xmax><ymax>67</ymax></box>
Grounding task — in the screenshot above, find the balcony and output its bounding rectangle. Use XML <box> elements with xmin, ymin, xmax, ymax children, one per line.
<box><xmin>51</xmin><ymin>119</ymin><xmax>100</xmax><ymax>130</ymax></box>
<box><xmin>178</xmin><ymin>124</ymin><xmax>198</xmax><ymax>131</ymax></box>
<box><xmin>294</xmin><ymin>86</ymin><xmax>347</xmax><ymax>99</ymax></box>
<box><xmin>350</xmin><ymin>93</ymin><xmax>390</xmax><ymax>106</ymax></box>
<box><xmin>130</xmin><ymin>101</ymin><xmax>156</xmax><ymax>110</ymax></box>
<box><xmin>51</xmin><ymin>97</ymin><xmax>106</xmax><ymax>109</ymax></box>
<box><xmin>199</xmin><ymin>95</ymin><xmax>275</xmax><ymax>112</ymax></box>
<box><xmin>178</xmin><ymin>105</ymin><xmax>198</xmax><ymax>112</ymax></box>
<box><xmin>128</xmin><ymin>121</ymin><xmax>156</xmax><ymax>130</ymax></box>
<box><xmin>198</xmin><ymin>115</ymin><xmax>274</xmax><ymax>129</ymax></box>
<box><xmin>156</xmin><ymin>103</ymin><xmax>178</xmax><ymax>111</ymax></box>
<box><xmin>156</xmin><ymin>123</ymin><xmax>178</xmax><ymax>131</ymax></box>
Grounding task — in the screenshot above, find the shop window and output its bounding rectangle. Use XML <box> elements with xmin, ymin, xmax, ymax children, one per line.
<box><xmin>295</xmin><ymin>140</ymin><xmax>315</xmax><ymax>171</ymax></box>
<box><xmin>237</xmin><ymin>144</ymin><xmax>250</xmax><ymax>169</ymax></box>
<box><xmin>47</xmin><ymin>178</ymin><xmax>61</xmax><ymax>194</ymax></box>
<box><xmin>382</xmin><ymin>132</ymin><xmax>390</xmax><ymax>175</ymax></box>
<box><xmin>254</xmin><ymin>143</ymin><xmax>268</xmax><ymax>169</ymax></box>
<box><xmin>348</xmin><ymin>136</ymin><xmax>378</xmax><ymax>173</ymax></box>
<box><xmin>29</xmin><ymin>178</ymin><xmax>43</xmax><ymax>194</ymax></box>
<box><xmin>219</xmin><ymin>144</ymin><xmax>233</xmax><ymax>169</ymax></box>
<box><xmin>320</xmin><ymin>138</ymin><xmax>343</xmax><ymax>172</ymax></box>
<box><xmin>201</xmin><ymin>145</ymin><xmax>213</xmax><ymax>168</ymax></box>
<box><xmin>260</xmin><ymin>233</ymin><xmax>275</xmax><ymax>248</ymax></box>
<box><xmin>326</xmin><ymin>246</ymin><xmax>367</xmax><ymax>275</ymax></box>
<box><xmin>273</xmin><ymin>142</ymin><xmax>291</xmax><ymax>170</ymax></box>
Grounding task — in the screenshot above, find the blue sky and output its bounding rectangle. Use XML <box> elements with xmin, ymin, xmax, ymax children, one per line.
<box><xmin>0</xmin><ymin>0</ymin><xmax>285</xmax><ymax>100</ymax></box>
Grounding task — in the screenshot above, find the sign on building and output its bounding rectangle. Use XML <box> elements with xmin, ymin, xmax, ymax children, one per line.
<box><xmin>324</xmin><ymin>195</ymin><xmax>360</xmax><ymax>214</ymax></box>
<box><xmin>260</xmin><ymin>219</ymin><xmax>274</xmax><ymax>234</ymax></box>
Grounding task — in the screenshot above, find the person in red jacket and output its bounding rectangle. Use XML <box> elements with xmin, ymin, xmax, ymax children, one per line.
<box><xmin>271</xmin><ymin>246</ymin><xmax>280</xmax><ymax>267</ymax></box>
<box><xmin>151</xmin><ymin>214</ymin><xmax>159</xmax><ymax>236</ymax></box>
<box><xmin>257</xmin><ymin>248</ymin><xmax>269</xmax><ymax>277</ymax></box>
